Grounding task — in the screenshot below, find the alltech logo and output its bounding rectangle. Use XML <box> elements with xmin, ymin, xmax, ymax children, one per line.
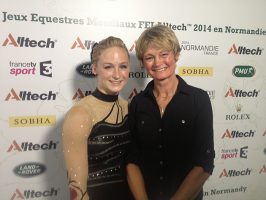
<box><xmin>72</xmin><ymin>88</ymin><xmax>92</xmax><ymax>100</ymax></box>
<box><xmin>225</xmin><ymin>87</ymin><xmax>259</xmax><ymax>98</ymax></box>
<box><xmin>128</xmin><ymin>88</ymin><xmax>139</xmax><ymax>101</ymax></box>
<box><xmin>178</xmin><ymin>67</ymin><xmax>213</xmax><ymax>76</ymax></box>
<box><xmin>259</xmin><ymin>165</ymin><xmax>266</xmax><ymax>174</ymax></box>
<box><xmin>9</xmin><ymin>60</ymin><xmax>52</xmax><ymax>77</ymax></box>
<box><xmin>5</xmin><ymin>88</ymin><xmax>57</xmax><ymax>101</ymax></box>
<box><xmin>228</xmin><ymin>44</ymin><xmax>263</xmax><ymax>55</ymax></box>
<box><xmin>222</xmin><ymin>129</ymin><xmax>255</xmax><ymax>139</ymax></box>
<box><xmin>221</xmin><ymin>146</ymin><xmax>248</xmax><ymax>159</ymax></box>
<box><xmin>9</xmin><ymin>115</ymin><xmax>56</xmax><ymax>127</ymax></box>
<box><xmin>71</xmin><ymin>36</ymin><xmax>96</xmax><ymax>50</ymax></box>
<box><xmin>219</xmin><ymin>168</ymin><xmax>252</xmax><ymax>178</ymax></box>
<box><xmin>10</xmin><ymin>187</ymin><xmax>58</xmax><ymax>200</ymax></box>
<box><xmin>7</xmin><ymin>140</ymin><xmax>58</xmax><ymax>152</ymax></box>
<box><xmin>2</xmin><ymin>33</ymin><xmax>56</xmax><ymax>48</ymax></box>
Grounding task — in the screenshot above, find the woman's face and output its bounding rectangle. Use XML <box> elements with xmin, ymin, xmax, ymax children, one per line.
<box><xmin>93</xmin><ymin>46</ymin><xmax>129</xmax><ymax>95</ymax></box>
<box><xmin>142</xmin><ymin>45</ymin><xmax>178</xmax><ymax>81</ymax></box>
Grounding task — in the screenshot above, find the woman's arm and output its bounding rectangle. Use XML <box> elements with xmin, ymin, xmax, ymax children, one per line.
<box><xmin>127</xmin><ymin>163</ymin><xmax>148</xmax><ymax>200</ymax></box>
<box><xmin>63</xmin><ymin>105</ymin><xmax>92</xmax><ymax>200</ymax></box>
<box><xmin>170</xmin><ymin>166</ymin><xmax>210</xmax><ymax>200</ymax></box>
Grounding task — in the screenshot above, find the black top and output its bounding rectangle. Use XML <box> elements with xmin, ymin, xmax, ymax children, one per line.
<box><xmin>87</xmin><ymin>89</ymin><xmax>133</xmax><ymax>200</ymax></box>
<box><xmin>128</xmin><ymin>75</ymin><xmax>215</xmax><ymax>200</ymax></box>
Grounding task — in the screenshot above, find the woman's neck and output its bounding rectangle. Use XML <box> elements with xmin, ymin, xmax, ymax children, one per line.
<box><xmin>153</xmin><ymin>75</ymin><xmax>179</xmax><ymax>99</ymax></box>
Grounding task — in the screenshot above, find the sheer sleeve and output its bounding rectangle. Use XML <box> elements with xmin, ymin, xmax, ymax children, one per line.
<box><xmin>62</xmin><ymin>104</ymin><xmax>92</xmax><ymax>200</ymax></box>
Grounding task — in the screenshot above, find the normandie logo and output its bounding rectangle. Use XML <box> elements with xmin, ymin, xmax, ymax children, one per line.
<box><xmin>178</xmin><ymin>67</ymin><xmax>213</xmax><ymax>76</ymax></box>
<box><xmin>9</xmin><ymin>115</ymin><xmax>56</xmax><ymax>127</ymax></box>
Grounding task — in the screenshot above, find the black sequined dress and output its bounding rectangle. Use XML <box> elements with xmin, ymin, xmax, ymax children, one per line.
<box><xmin>87</xmin><ymin>89</ymin><xmax>133</xmax><ymax>200</ymax></box>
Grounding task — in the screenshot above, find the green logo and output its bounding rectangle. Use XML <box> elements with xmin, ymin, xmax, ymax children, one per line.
<box><xmin>233</xmin><ymin>65</ymin><xmax>255</xmax><ymax>77</ymax></box>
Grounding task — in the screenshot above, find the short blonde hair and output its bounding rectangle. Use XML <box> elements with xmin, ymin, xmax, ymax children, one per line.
<box><xmin>135</xmin><ymin>25</ymin><xmax>181</xmax><ymax>65</ymax></box>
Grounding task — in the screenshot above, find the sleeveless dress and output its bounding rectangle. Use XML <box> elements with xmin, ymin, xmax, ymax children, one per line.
<box><xmin>87</xmin><ymin>89</ymin><xmax>133</xmax><ymax>200</ymax></box>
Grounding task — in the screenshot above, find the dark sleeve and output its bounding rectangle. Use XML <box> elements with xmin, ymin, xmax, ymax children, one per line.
<box><xmin>126</xmin><ymin>96</ymin><xmax>141</xmax><ymax>165</ymax></box>
<box><xmin>193</xmin><ymin>90</ymin><xmax>215</xmax><ymax>174</ymax></box>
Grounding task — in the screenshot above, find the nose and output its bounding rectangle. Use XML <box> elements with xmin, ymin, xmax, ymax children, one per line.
<box><xmin>154</xmin><ymin>56</ymin><xmax>162</xmax><ymax>66</ymax></box>
<box><xmin>113</xmin><ymin>67</ymin><xmax>121</xmax><ymax>79</ymax></box>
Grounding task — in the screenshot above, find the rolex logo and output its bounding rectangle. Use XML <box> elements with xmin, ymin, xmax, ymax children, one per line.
<box><xmin>236</xmin><ymin>104</ymin><xmax>242</xmax><ymax>112</ymax></box>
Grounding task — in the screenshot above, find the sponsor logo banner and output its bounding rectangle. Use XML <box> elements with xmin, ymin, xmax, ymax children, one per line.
<box><xmin>9</xmin><ymin>115</ymin><xmax>56</xmax><ymax>127</ymax></box>
<box><xmin>178</xmin><ymin>67</ymin><xmax>213</xmax><ymax>76</ymax></box>
<box><xmin>13</xmin><ymin>162</ymin><xmax>46</xmax><ymax>177</ymax></box>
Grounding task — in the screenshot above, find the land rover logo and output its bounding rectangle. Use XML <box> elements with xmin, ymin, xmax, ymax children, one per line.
<box><xmin>76</xmin><ymin>62</ymin><xmax>95</xmax><ymax>77</ymax></box>
<box><xmin>232</xmin><ymin>65</ymin><xmax>255</xmax><ymax>77</ymax></box>
<box><xmin>13</xmin><ymin>162</ymin><xmax>46</xmax><ymax>177</ymax></box>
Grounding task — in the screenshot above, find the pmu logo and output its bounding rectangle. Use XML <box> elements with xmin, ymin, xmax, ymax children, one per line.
<box><xmin>72</xmin><ymin>88</ymin><xmax>92</xmax><ymax>100</ymax></box>
<box><xmin>232</xmin><ymin>65</ymin><xmax>255</xmax><ymax>78</ymax></box>
<box><xmin>219</xmin><ymin>168</ymin><xmax>251</xmax><ymax>178</ymax></box>
<box><xmin>5</xmin><ymin>88</ymin><xmax>57</xmax><ymax>101</ymax></box>
<box><xmin>71</xmin><ymin>37</ymin><xmax>96</xmax><ymax>50</ymax></box>
<box><xmin>222</xmin><ymin>129</ymin><xmax>255</xmax><ymax>139</ymax></box>
<box><xmin>10</xmin><ymin>187</ymin><xmax>58</xmax><ymax>200</ymax></box>
<box><xmin>2</xmin><ymin>33</ymin><xmax>56</xmax><ymax>48</ymax></box>
<box><xmin>7</xmin><ymin>140</ymin><xmax>58</xmax><ymax>152</ymax></box>
<box><xmin>228</xmin><ymin>44</ymin><xmax>263</xmax><ymax>55</ymax></box>
<box><xmin>225</xmin><ymin>87</ymin><xmax>259</xmax><ymax>97</ymax></box>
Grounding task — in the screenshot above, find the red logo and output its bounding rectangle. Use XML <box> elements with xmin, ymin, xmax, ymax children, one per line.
<box><xmin>10</xmin><ymin>189</ymin><xmax>24</xmax><ymax>200</ymax></box>
<box><xmin>2</xmin><ymin>33</ymin><xmax>18</xmax><ymax>47</ymax></box>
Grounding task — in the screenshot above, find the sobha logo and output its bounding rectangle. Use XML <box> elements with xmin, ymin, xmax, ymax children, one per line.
<box><xmin>10</xmin><ymin>187</ymin><xmax>58</xmax><ymax>200</ymax></box>
<box><xmin>13</xmin><ymin>162</ymin><xmax>46</xmax><ymax>177</ymax></box>
<box><xmin>228</xmin><ymin>44</ymin><xmax>263</xmax><ymax>55</ymax></box>
<box><xmin>7</xmin><ymin>140</ymin><xmax>58</xmax><ymax>152</ymax></box>
<box><xmin>5</xmin><ymin>88</ymin><xmax>57</xmax><ymax>101</ymax></box>
<box><xmin>2</xmin><ymin>33</ymin><xmax>56</xmax><ymax>48</ymax></box>
<box><xmin>71</xmin><ymin>36</ymin><xmax>96</xmax><ymax>50</ymax></box>
<box><xmin>9</xmin><ymin>115</ymin><xmax>56</xmax><ymax>127</ymax></box>
<box><xmin>232</xmin><ymin>65</ymin><xmax>255</xmax><ymax>77</ymax></box>
<box><xmin>178</xmin><ymin>67</ymin><xmax>213</xmax><ymax>76</ymax></box>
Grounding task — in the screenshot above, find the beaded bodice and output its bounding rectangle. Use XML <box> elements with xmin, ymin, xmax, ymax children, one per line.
<box><xmin>87</xmin><ymin>89</ymin><xmax>130</xmax><ymax>187</ymax></box>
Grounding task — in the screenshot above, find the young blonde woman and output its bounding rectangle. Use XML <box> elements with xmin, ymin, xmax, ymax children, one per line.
<box><xmin>63</xmin><ymin>36</ymin><xmax>133</xmax><ymax>200</ymax></box>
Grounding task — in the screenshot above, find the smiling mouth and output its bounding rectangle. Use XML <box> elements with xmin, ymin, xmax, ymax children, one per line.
<box><xmin>110</xmin><ymin>80</ymin><xmax>123</xmax><ymax>84</ymax></box>
<box><xmin>153</xmin><ymin>67</ymin><xmax>167</xmax><ymax>72</ymax></box>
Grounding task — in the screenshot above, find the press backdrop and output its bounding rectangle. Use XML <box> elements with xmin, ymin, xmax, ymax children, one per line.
<box><xmin>0</xmin><ymin>0</ymin><xmax>266</xmax><ymax>199</ymax></box>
